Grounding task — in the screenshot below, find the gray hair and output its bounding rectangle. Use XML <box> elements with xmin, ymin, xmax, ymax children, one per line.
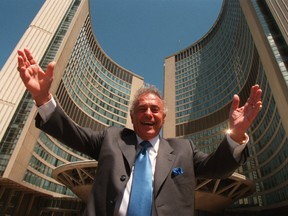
<box><xmin>130</xmin><ymin>83</ymin><xmax>167</xmax><ymax>115</ymax></box>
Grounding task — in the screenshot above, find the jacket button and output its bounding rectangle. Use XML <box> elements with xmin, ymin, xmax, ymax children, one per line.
<box><xmin>120</xmin><ymin>175</ymin><xmax>126</xmax><ymax>181</ymax></box>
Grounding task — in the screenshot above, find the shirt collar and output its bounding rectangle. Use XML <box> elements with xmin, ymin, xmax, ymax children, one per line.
<box><xmin>136</xmin><ymin>135</ymin><xmax>160</xmax><ymax>153</ymax></box>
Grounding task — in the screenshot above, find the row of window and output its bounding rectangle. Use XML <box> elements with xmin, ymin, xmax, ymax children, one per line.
<box><xmin>185</xmin><ymin>122</ymin><xmax>228</xmax><ymax>152</ymax></box>
<box><xmin>64</xmin><ymin>76</ymin><xmax>128</xmax><ymax>121</ymax></box>
<box><xmin>23</xmin><ymin>170</ymin><xmax>74</xmax><ymax>196</ymax></box>
<box><xmin>40</xmin><ymin>133</ymin><xmax>85</xmax><ymax>161</ymax></box>
<box><xmin>58</xmin><ymin>17</ymin><xmax>136</xmax><ymax>127</ymax></box>
<box><xmin>73</xmin><ymin>18</ymin><xmax>133</xmax><ymax>86</ymax></box>
<box><xmin>56</xmin><ymin>84</ymin><xmax>123</xmax><ymax>129</ymax></box>
<box><xmin>0</xmin><ymin>92</ymin><xmax>34</xmax><ymax>176</ymax></box>
<box><xmin>252</xmin><ymin>0</ymin><xmax>288</xmax><ymax>87</ymax></box>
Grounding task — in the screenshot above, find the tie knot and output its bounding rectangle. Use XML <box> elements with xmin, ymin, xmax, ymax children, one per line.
<box><xmin>140</xmin><ymin>141</ymin><xmax>151</xmax><ymax>150</ymax></box>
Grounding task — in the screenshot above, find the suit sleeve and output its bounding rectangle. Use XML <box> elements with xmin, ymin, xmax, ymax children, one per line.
<box><xmin>192</xmin><ymin>138</ymin><xmax>244</xmax><ymax>179</ymax></box>
<box><xmin>35</xmin><ymin>105</ymin><xmax>104</xmax><ymax>160</ymax></box>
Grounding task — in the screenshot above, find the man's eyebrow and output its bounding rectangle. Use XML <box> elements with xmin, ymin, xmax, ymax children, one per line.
<box><xmin>137</xmin><ymin>104</ymin><xmax>160</xmax><ymax>109</ymax></box>
<box><xmin>151</xmin><ymin>105</ymin><xmax>160</xmax><ymax>108</ymax></box>
<box><xmin>137</xmin><ymin>104</ymin><xmax>147</xmax><ymax>108</ymax></box>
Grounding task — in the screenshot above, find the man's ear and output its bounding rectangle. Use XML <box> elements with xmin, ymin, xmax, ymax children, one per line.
<box><xmin>130</xmin><ymin>113</ymin><xmax>134</xmax><ymax>124</ymax></box>
<box><xmin>163</xmin><ymin>113</ymin><xmax>166</xmax><ymax>123</ymax></box>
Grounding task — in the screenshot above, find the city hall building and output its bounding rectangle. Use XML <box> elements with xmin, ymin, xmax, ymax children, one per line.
<box><xmin>163</xmin><ymin>0</ymin><xmax>288</xmax><ymax>215</ymax></box>
<box><xmin>0</xmin><ymin>0</ymin><xmax>287</xmax><ymax>215</ymax></box>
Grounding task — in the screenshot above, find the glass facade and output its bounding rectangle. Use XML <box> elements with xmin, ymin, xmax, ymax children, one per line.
<box><xmin>23</xmin><ymin>132</ymin><xmax>90</xmax><ymax>196</ymax></box>
<box><xmin>0</xmin><ymin>91</ymin><xmax>34</xmax><ymax>176</ymax></box>
<box><xmin>251</xmin><ymin>0</ymin><xmax>288</xmax><ymax>87</ymax></box>
<box><xmin>164</xmin><ymin>0</ymin><xmax>288</xmax><ymax>213</ymax></box>
<box><xmin>174</xmin><ymin>0</ymin><xmax>257</xmax><ymax>150</ymax></box>
<box><xmin>57</xmin><ymin>16</ymin><xmax>133</xmax><ymax>130</ymax></box>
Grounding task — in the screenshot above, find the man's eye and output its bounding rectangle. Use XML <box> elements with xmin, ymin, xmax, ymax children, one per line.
<box><xmin>138</xmin><ymin>107</ymin><xmax>147</xmax><ymax>112</ymax></box>
<box><xmin>151</xmin><ymin>108</ymin><xmax>160</xmax><ymax>113</ymax></box>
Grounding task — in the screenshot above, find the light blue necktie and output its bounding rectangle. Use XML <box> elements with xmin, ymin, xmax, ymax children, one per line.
<box><xmin>127</xmin><ymin>141</ymin><xmax>152</xmax><ymax>216</ymax></box>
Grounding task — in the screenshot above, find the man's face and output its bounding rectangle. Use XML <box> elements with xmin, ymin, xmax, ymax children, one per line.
<box><xmin>131</xmin><ymin>93</ymin><xmax>166</xmax><ymax>141</ymax></box>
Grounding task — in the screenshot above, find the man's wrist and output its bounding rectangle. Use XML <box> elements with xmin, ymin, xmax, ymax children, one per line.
<box><xmin>37</xmin><ymin>96</ymin><xmax>56</xmax><ymax>122</ymax></box>
<box><xmin>226</xmin><ymin>129</ymin><xmax>248</xmax><ymax>145</ymax></box>
<box><xmin>34</xmin><ymin>93</ymin><xmax>52</xmax><ymax>107</ymax></box>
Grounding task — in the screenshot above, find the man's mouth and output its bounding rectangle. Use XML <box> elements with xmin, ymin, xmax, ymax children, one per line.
<box><xmin>142</xmin><ymin>122</ymin><xmax>154</xmax><ymax>126</ymax></box>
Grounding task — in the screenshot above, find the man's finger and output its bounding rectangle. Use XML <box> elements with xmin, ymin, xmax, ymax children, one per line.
<box><xmin>17</xmin><ymin>56</ymin><xmax>26</xmax><ymax>72</ymax></box>
<box><xmin>46</xmin><ymin>61</ymin><xmax>56</xmax><ymax>80</ymax></box>
<box><xmin>249</xmin><ymin>85</ymin><xmax>260</xmax><ymax>100</ymax></box>
<box><xmin>24</xmin><ymin>48</ymin><xmax>37</xmax><ymax>65</ymax></box>
<box><xmin>255</xmin><ymin>88</ymin><xmax>262</xmax><ymax>102</ymax></box>
<box><xmin>230</xmin><ymin>94</ymin><xmax>240</xmax><ymax>111</ymax></box>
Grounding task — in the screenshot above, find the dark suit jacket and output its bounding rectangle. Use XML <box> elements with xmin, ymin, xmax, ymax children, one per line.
<box><xmin>36</xmin><ymin>106</ymin><xmax>242</xmax><ymax>216</ymax></box>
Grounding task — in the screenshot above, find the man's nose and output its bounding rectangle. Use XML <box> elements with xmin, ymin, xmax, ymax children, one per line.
<box><xmin>144</xmin><ymin>108</ymin><xmax>153</xmax><ymax>115</ymax></box>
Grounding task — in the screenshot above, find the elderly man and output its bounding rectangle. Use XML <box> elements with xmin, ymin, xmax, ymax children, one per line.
<box><xmin>17</xmin><ymin>48</ymin><xmax>262</xmax><ymax>216</ymax></box>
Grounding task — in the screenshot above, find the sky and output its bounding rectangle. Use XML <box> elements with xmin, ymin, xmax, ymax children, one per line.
<box><xmin>0</xmin><ymin>0</ymin><xmax>222</xmax><ymax>91</ymax></box>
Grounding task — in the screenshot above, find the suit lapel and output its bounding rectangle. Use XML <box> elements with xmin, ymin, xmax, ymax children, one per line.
<box><xmin>118</xmin><ymin>131</ymin><xmax>138</xmax><ymax>174</ymax></box>
<box><xmin>154</xmin><ymin>138</ymin><xmax>175</xmax><ymax>197</ymax></box>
